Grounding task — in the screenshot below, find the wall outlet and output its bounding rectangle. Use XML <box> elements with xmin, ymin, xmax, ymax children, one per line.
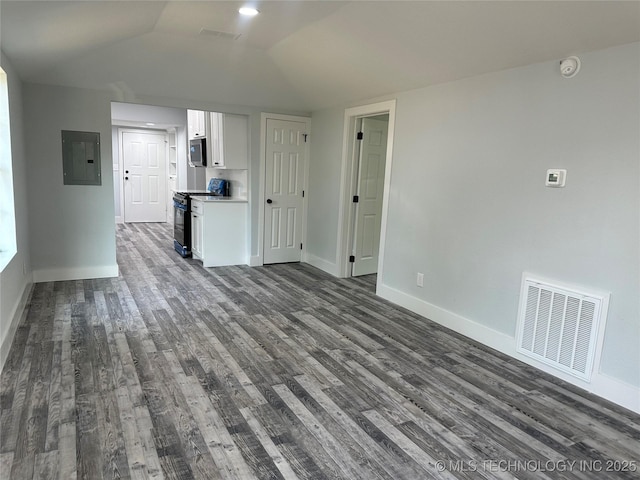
<box><xmin>416</xmin><ymin>272</ymin><xmax>424</xmax><ymax>287</ymax></box>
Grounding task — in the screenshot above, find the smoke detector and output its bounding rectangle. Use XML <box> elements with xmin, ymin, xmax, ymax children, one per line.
<box><xmin>560</xmin><ymin>56</ymin><xmax>581</xmax><ymax>78</ymax></box>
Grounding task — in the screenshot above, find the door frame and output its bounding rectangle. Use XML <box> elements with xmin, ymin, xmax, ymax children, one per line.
<box><xmin>256</xmin><ymin>113</ymin><xmax>311</xmax><ymax>266</ymax></box>
<box><xmin>351</xmin><ymin>114</ymin><xmax>390</xmax><ymax>277</ymax></box>
<box><xmin>118</xmin><ymin>127</ymin><xmax>169</xmax><ymax>224</ymax></box>
<box><xmin>336</xmin><ymin>100</ymin><xmax>396</xmax><ymax>288</ymax></box>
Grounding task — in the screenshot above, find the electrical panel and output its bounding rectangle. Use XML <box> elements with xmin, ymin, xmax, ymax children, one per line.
<box><xmin>62</xmin><ymin>130</ymin><xmax>101</xmax><ymax>186</ymax></box>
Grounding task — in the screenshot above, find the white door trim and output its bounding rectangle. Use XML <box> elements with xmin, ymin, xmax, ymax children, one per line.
<box><xmin>256</xmin><ymin>113</ymin><xmax>311</xmax><ymax>267</ymax></box>
<box><xmin>118</xmin><ymin>128</ymin><xmax>126</xmax><ymax>225</ymax></box>
<box><xmin>336</xmin><ymin>100</ymin><xmax>396</xmax><ymax>290</ymax></box>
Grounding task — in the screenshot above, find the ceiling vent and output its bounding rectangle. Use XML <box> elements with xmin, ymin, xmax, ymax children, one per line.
<box><xmin>515</xmin><ymin>275</ymin><xmax>609</xmax><ymax>382</ymax></box>
<box><xmin>198</xmin><ymin>28</ymin><xmax>242</xmax><ymax>41</ymax></box>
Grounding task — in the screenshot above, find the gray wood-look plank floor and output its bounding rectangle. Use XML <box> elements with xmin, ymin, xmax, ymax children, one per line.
<box><xmin>2</xmin><ymin>222</ymin><xmax>639</xmax><ymax>480</ymax></box>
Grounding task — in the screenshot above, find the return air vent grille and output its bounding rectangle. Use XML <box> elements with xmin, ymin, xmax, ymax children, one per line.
<box><xmin>199</xmin><ymin>28</ymin><xmax>241</xmax><ymax>41</ymax></box>
<box><xmin>516</xmin><ymin>276</ymin><xmax>608</xmax><ymax>382</ymax></box>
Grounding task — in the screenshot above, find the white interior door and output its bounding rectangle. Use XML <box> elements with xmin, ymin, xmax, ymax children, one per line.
<box><xmin>123</xmin><ymin>130</ymin><xmax>167</xmax><ymax>223</ymax></box>
<box><xmin>352</xmin><ymin>117</ymin><xmax>388</xmax><ymax>276</ymax></box>
<box><xmin>264</xmin><ymin>119</ymin><xmax>306</xmax><ymax>264</ymax></box>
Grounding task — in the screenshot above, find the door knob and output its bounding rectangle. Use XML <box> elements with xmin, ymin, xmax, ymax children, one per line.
<box><xmin>125</xmin><ymin>170</ymin><xmax>129</xmax><ymax>174</ymax></box>
<box><xmin>124</xmin><ymin>176</ymin><xmax>129</xmax><ymax>180</ymax></box>
<box><xmin>266</xmin><ymin>199</ymin><xmax>273</xmax><ymax>204</ymax></box>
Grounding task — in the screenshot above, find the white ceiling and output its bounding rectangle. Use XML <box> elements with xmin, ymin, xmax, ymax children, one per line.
<box><xmin>1</xmin><ymin>1</ymin><xmax>639</xmax><ymax>111</ymax></box>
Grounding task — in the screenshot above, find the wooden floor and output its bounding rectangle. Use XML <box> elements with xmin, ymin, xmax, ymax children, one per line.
<box><xmin>1</xmin><ymin>223</ymin><xmax>639</xmax><ymax>480</ymax></box>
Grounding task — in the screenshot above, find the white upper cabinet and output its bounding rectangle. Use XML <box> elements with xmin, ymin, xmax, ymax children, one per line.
<box><xmin>208</xmin><ymin>112</ymin><xmax>249</xmax><ymax>169</ymax></box>
<box><xmin>187</xmin><ymin>109</ymin><xmax>206</xmax><ymax>139</ymax></box>
<box><xmin>222</xmin><ymin>114</ymin><xmax>249</xmax><ymax>170</ymax></box>
<box><xmin>208</xmin><ymin>112</ymin><xmax>224</xmax><ymax>167</ymax></box>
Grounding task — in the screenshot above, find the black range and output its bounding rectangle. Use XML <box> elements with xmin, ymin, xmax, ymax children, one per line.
<box><xmin>172</xmin><ymin>190</ymin><xmax>212</xmax><ymax>257</ymax></box>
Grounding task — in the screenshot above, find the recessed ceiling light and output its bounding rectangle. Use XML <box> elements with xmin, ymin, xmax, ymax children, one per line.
<box><xmin>239</xmin><ymin>7</ymin><xmax>259</xmax><ymax>16</ymax></box>
<box><xmin>145</xmin><ymin>122</ymin><xmax>155</xmax><ymax>126</ymax></box>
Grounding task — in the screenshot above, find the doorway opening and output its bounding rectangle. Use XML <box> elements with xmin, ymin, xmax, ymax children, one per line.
<box><xmin>336</xmin><ymin>100</ymin><xmax>396</xmax><ymax>289</ymax></box>
<box><xmin>110</xmin><ymin>102</ymin><xmax>188</xmax><ymax>224</ymax></box>
<box><xmin>351</xmin><ymin>114</ymin><xmax>389</xmax><ymax>277</ymax></box>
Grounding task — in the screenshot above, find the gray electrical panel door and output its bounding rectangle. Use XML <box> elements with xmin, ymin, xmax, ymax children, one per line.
<box><xmin>62</xmin><ymin>130</ymin><xmax>101</xmax><ymax>185</ymax></box>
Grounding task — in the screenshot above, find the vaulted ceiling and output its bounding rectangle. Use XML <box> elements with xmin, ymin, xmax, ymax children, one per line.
<box><xmin>2</xmin><ymin>1</ymin><xmax>639</xmax><ymax>111</ymax></box>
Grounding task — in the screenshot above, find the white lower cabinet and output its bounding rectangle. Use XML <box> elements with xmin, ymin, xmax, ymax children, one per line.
<box><xmin>191</xmin><ymin>201</ymin><xmax>204</xmax><ymax>259</ymax></box>
<box><xmin>190</xmin><ymin>199</ymin><xmax>247</xmax><ymax>267</ymax></box>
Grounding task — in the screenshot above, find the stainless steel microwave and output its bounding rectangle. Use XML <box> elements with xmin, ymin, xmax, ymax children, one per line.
<box><xmin>189</xmin><ymin>138</ymin><xmax>207</xmax><ymax>167</ymax></box>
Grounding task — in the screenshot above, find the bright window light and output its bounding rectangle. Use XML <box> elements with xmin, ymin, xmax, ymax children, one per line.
<box><xmin>239</xmin><ymin>7</ymin><xmax>259</xmax><ymax>16</ymax></box>
<box><xmin>0</xmin><ymin>66</ymin><xmax>17</xmax><ymax>272</ymax></box>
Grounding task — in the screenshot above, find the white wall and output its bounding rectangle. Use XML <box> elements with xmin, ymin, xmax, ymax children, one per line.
<box><xmin>111</xmin><ymin>102</ymin><xmax>188</xmax><ymax>126</ymax></box>
<box><xmin>305</xmin><ymin>108</ymin><xmax>345</xmax><ymax>272</ymax></box>
<box><xmin>0</xmin><ymin>53</ymin><xmax>32</xmax><ymax>371</ymax></box>
<box><xmin>23</xmin><ymin>83</ymin><xmax>118</xmax><ymax>281</ymax></box>
<box><xmin>307</xmin><ymin>43</ymin><xmax>640</xmax><ymax>409</ymax></box>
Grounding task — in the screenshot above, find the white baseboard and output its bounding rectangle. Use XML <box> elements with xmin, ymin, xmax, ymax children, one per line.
<box><xmin>0</xmin><ymin>279</ymin><xmax>33</xmax><ymax>373</ymax></box>
<box><xmin>303</xmin><ymin>253</ymin><xmax>339</xmax><ymax>277</ymax></box>
<box><xmin>33</xmin><ymin>265</ymin><xmax>119</xmax><ymax>283</ymax></box>
<box><xmin>115</xmin><ymin>216</ymin><xmax>124</xmax><ymax>224</ymax></box>
<box><xmin>253</xmin><ymin>252</ymin><xmax>338</xmax><ymax>275</ymax></box>
<box><xmin>378</xmin><ymin>283</ymin><xmax>640</xmax><ymax>414</ymax></box>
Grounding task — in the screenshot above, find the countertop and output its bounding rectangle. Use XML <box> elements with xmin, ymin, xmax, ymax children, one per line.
<box><xmin>175</xmin><ymin>189</ymin><xmax>213</xmax><ymax>194</ymax></box>
<box><xmin>191</xmin><ymin>196</ymin><xmax>248</xmax><ymax>203</ymax></box>
<box><xmin>173</xmin><ymin>190</ymin><xmax>248</xmax><ymax>203</ymax></box>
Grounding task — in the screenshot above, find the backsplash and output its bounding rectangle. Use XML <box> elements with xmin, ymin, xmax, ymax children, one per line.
<box><xmin>206</xmin><ymin>168</ymin><xmax>248</xmax><ymax>199</ymax></box>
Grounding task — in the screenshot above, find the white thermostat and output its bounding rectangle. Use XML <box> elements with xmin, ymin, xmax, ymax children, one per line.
<box><xmin>545</xmin><ymin>169</ymin><xmax>566</xmax><ymax>187</ymax></box>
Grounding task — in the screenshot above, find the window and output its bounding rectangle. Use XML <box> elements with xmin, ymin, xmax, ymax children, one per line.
<box><xmin>0</xmin><ymin>67</ymin><xmax>16</xmax><ymax>271</ymax></box>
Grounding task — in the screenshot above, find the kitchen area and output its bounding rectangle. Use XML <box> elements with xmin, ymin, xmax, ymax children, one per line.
<box><xmin>111</xmin><ymin>102</ymin><xmax>250</xmax><ymax>268</ymax></box>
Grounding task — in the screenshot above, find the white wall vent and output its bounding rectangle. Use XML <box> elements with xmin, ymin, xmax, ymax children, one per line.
<box><xmin>516</xmin><ymin>276</ymin><xmax>609</xmax><ymax>382</ymax></box>
<box><xmin>198</xmin><ymin>28</ymin><xmax>242</xmax><ymax>41</ymax></box>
